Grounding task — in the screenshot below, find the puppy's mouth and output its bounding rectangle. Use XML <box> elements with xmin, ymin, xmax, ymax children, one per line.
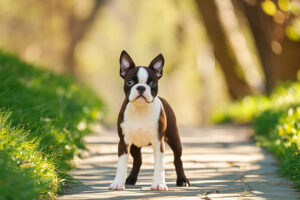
<box><xmin>132</xmin><ymin>95</ymin><xmax>150</xmax><ymax>103</ymax></box>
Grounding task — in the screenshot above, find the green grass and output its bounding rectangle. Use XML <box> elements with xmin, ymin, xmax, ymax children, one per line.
<box><xmin>254</xmin><ymin>105</ymin><xmax>300</xmax><ymax>188</ymax></box>
<box><xmin>212</xmin><ymin>82</ymin><xmax>300</xmax><ymax>124</ymax></box>
<box><xmin>0</xmin><ymin>51</ymin><xmax>105</xmax><ymax>199</ymax></box>
<box><xmin>211</xmin><ymin>81</ymin><xmax>300</xmax><ymax>188</ymax></box>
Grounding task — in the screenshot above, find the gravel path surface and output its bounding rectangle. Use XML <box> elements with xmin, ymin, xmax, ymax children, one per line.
<box><xmin>59</xmin><ymin>126</ymin><xmax>299</xmax><ymax>200</ymax></box>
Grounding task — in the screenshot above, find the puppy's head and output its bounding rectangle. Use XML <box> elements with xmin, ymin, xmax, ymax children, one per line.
<box><xmin>119</xmin><ymin>50</ymin><xmax>164</xmax><ymax>104</ymax></box>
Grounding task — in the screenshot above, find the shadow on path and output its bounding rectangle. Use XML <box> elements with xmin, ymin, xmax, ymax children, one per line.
<box><xmin>59</xmin><ymin>126</ymin><xmax>299</xmax><ymax>200</ymax></box>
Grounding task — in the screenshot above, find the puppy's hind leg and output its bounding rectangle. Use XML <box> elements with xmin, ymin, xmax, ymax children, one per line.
<box><xmin>166</xmin><ymin>132</ymin><xmax>190</xmax><ymax>187</ymax></box>
<box><xmin>126</xmin><ymin>144</ymin><xmax>142</xmax><ymax>185</ymax></box>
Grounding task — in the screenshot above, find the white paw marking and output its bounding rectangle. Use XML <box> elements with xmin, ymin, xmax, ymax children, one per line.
<box><xmin>109</xmin><ymin>180</ymin><xmax>125</xmax><ymax>190</ymax></box>
<box><xmin>151</xmin><ymin>144</ymin><xmax>167</xmax><ymax>191</ymax></box>
<box><xmin>109</xmin><ymin>154</ymin><xmax>128</xmax><ymax>190</ymax></box>
<box><xmin>151</xmin><ymin>182</ymin><xmax>168</xmax><ymax>191</ymax></box>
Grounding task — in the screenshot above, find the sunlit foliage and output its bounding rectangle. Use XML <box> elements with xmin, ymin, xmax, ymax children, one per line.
<box><xmin>254</xmin><ymin>105</ymin><xmax>300</xmax><ymax>187</ymax></box>
<box><xmin>212</xmin><ymin>82</ymin><xmax>300</xmax><ymax>123</ymax></box>
<box><xmin>0</xmin><ymin>51</ymin><xmax>104</xmax><ymax>198</ymax></box>
<box><xmin>261</xmin><ymin>0</ymin><xmax>300</xmax><ymax>41</ymax></box>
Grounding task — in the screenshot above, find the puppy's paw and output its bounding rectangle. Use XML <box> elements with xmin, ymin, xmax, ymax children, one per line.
<box><xmin>109</xmin><ymin>180</ymin><xmax>125</xmax><ymax>190</ymax></box>
<box><xmin>176</xmin><ymin>177</ymin><xmax>190</xmax><ymax>187</ymax></box>
<box><xmin>151</xmin><ymin>182</ymin><xmax>168</xmax><ymax>191</ymax></box>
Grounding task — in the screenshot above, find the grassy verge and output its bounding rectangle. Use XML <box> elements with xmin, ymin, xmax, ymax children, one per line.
<box><xmin>254</xmin><ymin>105</ymin><xmax>300</xmax><ymax>188</ymax></box>
<box><xmin>212</xmin><ymin>82</ymin><xmax>300</xmax><ymax>124</ymax></box>
<box><xmin>211</xmin><ymin>81</ymin><xmax>300</xmax><ymax>188</ymax></box>
<box><xmin>0</xmin><ymin>51</ymin><xmax>105</xmax><ymax>199</ymax></box>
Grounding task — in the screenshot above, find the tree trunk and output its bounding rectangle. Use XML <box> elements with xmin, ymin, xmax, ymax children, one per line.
<box><xmin>276</xmin><ymin>37</ymin><xmax>300</xmax><ymax>84</ymax></box>
<box><xmin>196</xmin><ymin>0</ymin><xmax>254</xmax><ymax>100</ymax></box>
<box><xmin>64</xmin><ymin>0</ymin><xmax>106</xmax><ymax>75</ymax></box>
<box><xmin>235</xmin><ymin>0</ymin><xmax>300</xmax><ymax>93</ymax></box>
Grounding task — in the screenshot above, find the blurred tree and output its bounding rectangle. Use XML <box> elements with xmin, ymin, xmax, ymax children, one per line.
<box><xmin>234</xmin><ymin>0</ymin><xmax>300</xmax><ymax>93</ymax></box>
<box><xmin>63</xmin><ymin>0</ymin><xmax>107</xmax><ymax>74</ymax></box>
<box><xmin>0</xmin><ymin>0</ymin><xmax>106</xmax><ymax>75</ymax></box>
<box><xmin>196</xmin><ymin>0</ymin><xmax>255</xmax><ymax>99</ymax></box>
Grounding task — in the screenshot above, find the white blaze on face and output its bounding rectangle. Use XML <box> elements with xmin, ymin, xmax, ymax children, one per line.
<box><xmin>137</xmin><ymin>67</ymin><xmax>148</xmax><ymax>83</ymax></box>
<box><xmin>129</xmin><ymin>67</ymin><xmax>153</xmax><ymax>103</ymax></box>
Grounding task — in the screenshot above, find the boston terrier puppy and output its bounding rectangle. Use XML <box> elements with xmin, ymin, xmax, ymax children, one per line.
<box><xmin>109</xmin><ymin>50</ymin><xmax>190</xmax><ymax>191</ymax></box>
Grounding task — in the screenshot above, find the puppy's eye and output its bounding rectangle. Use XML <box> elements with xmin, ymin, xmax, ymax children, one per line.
<box><xmin>126</xmin><ymin>80</ymin><xmax>134</xmax><ymax>86</ymax></box>
<box><xmin>149</xmin><ymin>81</ymin><xmax>156</xmax><ymax>88</ymax></box>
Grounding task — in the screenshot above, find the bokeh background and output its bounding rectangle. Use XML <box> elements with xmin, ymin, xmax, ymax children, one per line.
<box><xmin>1</xmin><ymin>0</ymin><xmax>299</xmax><ymax>125</ymax></box>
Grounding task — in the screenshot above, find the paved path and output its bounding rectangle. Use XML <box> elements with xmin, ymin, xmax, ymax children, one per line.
<box><xmin>59</xmin><ymin>126</ymin><xmax>299</xmax><ymax>200</ymax></box>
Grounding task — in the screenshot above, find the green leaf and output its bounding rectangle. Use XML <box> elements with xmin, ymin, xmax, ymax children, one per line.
<box><xmin>261</xmin><ymin>0</ymin><xmax>277</xmax><ymax>16</ymax></box>
<box><xmin>278</xmin><ymin>0</ymin><xmax>291</xmax><ymax>11</ymax></box>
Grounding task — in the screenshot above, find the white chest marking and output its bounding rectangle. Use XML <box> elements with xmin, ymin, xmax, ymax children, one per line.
<box><xmin>121</xmin><ymin>97</ymin><xmax>162</xmax><ymax>147</ymax></box>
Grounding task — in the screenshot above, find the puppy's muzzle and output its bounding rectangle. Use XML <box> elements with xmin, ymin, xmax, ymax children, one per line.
<box><xmin>136</xmin><ymin>86</ymin><xmax>146</xmax><ymax>96</ymax></box>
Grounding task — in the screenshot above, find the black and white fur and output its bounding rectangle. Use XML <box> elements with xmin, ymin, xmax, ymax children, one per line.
<box><xmin>109</xmin><ymin>51</ymin><xmax>190</xmax><ymax>191</ymax></box>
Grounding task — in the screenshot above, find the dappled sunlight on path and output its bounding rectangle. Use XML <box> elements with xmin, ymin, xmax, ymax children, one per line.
<box><xmin>59</xmin><ymin>126</ymin><xmax>299</xmax><ymax>200</ymax></box>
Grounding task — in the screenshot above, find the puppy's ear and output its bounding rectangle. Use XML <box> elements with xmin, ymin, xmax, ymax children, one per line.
<box><xmin>120</xmin><ymin>50</ymin><xmax>135</xmax><ymax>78</ymax></box>
<box><xmin>149</xmin><ymin>54</ymin><xmax>164</xmax><ymax>79</ymax></box>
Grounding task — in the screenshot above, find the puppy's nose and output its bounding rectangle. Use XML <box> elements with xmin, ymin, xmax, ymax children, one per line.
<box><xmin>136</xmin><ymin>86</ymin><xmax>146</xmax><ymax>94</ymax></box>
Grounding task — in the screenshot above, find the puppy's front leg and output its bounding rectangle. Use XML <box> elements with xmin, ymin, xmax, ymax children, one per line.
<box><xmin>151</xmin><ymin>141</ymin><xmax>168</xmax><ymax>191</ymax></box>
<box><xmin>109</xmin><ymin>140</ymin><xmax>129</xmax><ymax>190</ymax></box>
